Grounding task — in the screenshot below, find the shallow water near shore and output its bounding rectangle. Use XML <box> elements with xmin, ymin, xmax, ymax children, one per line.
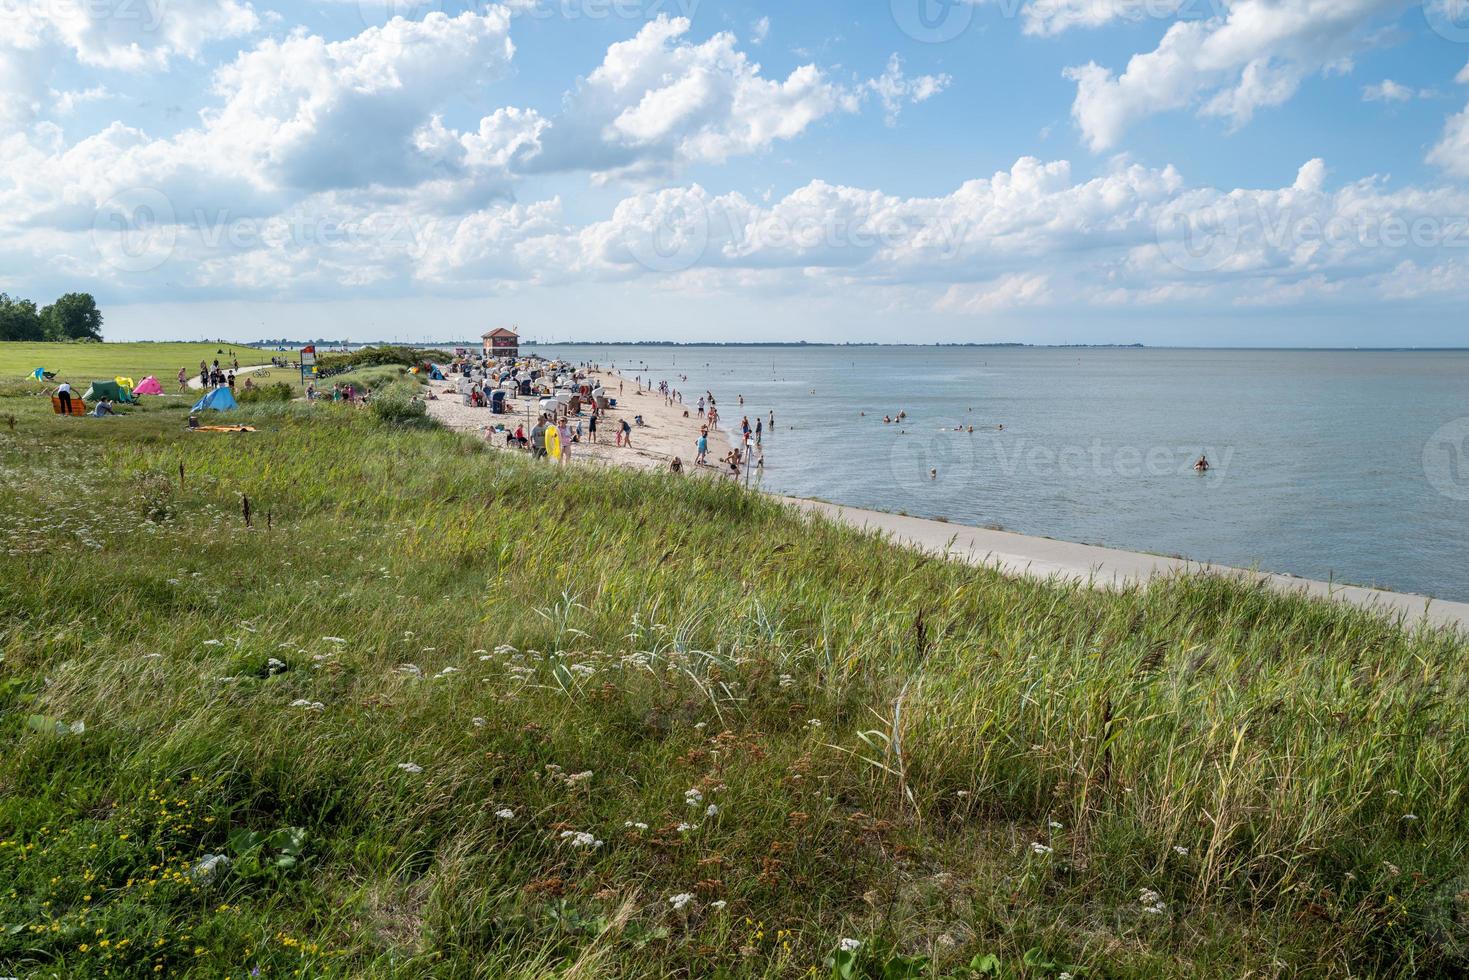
<box><xmin>525</xmin><ymin>345</ymin><xmax>1469</xmax><ymax>601</ymax></box>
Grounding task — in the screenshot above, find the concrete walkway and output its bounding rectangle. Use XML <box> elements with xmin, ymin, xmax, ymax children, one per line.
<box><xmin>784</xmin><ymin>498</ymin><xmax>1469</xmax><ymax>633</ymax></box>
<box><xmin>186</xmin><ymin>364</ymin><xmax>276</xmax><ymax>390</ymax></box>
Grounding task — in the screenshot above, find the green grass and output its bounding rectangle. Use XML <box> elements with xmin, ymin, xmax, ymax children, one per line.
<box><xmin>2</xmin><ymin>394</ymin><xmax>1468</xmax><ymax>978</ymax></box>
<box><xmin>0</xmin><ymin>341</ymin><xmax>276</xmax><ymax>387</ymax></box>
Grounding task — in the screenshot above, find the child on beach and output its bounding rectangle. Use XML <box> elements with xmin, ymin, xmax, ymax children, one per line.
<box><xmin>696</xmin><ymin>432</ymin><xmax>708</xmax><ymax>464</ymax></box>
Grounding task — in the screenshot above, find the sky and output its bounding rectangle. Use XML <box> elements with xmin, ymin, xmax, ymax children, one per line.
<box><xmin>3</xmin><ymin>0</ymin><xmax>1469</xmax><ymax>345</ymax></box>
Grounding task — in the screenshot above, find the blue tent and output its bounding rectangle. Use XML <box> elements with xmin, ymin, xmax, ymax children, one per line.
<box><xmin>428</xmin><ymin>364</ymin><xmax>446</xmax><ymax>380</ymax></box>
<box><xmin>192</xmin><ymin>387</ymin><xmax>238</xmax><ymax>412</ymax></box>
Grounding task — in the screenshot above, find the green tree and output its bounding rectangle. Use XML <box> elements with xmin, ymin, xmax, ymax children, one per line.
<box><xmin>0</xmin><ymin>293</ymin><xmax>44</xmax><ymax>341</ymax></box>
<box><xmin>40</xmin><ymin>292</ymin><xmax>103</xmax><ymax>341</ymax></box>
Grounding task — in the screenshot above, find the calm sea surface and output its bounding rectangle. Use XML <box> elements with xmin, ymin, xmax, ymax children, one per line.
<box><xmin>532</xmin><ymin>345</ymin><xmax>1469</xmax><ymax>601</ymax></box>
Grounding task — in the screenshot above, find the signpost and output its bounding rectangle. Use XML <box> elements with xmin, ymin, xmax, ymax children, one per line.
<box><xmin>299</xmin><ymin>344</ymin><xmax>316</xmax><ymax>385</ymax></box>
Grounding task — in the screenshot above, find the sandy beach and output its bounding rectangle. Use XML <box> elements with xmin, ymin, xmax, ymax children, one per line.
<box><xmin>424</xmin><ymin>364</ymin><xmax>735</xmax><ymax>475</ymax></box>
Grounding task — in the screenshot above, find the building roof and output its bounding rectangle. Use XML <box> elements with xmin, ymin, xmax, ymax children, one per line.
<box><xmin>482</xmin><ymin>327</ymin><xmax>519</xmax><ymax>339</ymax></box>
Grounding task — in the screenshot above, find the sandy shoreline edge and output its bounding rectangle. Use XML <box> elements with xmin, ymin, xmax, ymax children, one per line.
<box><xmin>423</xmin><ymin>362</ymin><xmax>1469</xmax><ymax>633</ymax></box>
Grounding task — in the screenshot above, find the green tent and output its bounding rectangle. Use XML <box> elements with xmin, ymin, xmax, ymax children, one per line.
<box><xmin>82</xmin><ymin>380</ymin><xmax>134</xmax><ymax>403</ymax></box>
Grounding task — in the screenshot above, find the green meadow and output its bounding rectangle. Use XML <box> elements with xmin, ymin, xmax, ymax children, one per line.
<box><xmin>0</xmin><ymin>342</ymin><xmax>279</xmax><ymax>388</ymax></box>
<box><xmin>2</xmin><ymin>378</ymin><xmax>1469</xmax><ymax>978</ymax></box>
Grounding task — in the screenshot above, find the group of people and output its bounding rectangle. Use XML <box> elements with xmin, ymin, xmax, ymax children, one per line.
<box><xmin>193</xmin><ymin>359</ymin><xmax>236</xmax><ymax>390</ymax></box>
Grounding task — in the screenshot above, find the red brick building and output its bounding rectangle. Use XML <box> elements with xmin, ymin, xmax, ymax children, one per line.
<box><xmin>482</xmin><ymin>327</ymin><xmax>519</xmax><ymax>358</ymax></box>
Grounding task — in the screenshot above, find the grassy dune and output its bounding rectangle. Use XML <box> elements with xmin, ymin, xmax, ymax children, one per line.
<box><xmin>2</xmin><ymin>395</ymin><xmax>1468</xmax><ymax>978</ymax></box>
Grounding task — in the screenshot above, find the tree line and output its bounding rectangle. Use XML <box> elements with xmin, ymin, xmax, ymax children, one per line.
<box><xmin>0</xmin><ymin>292</ymin><xmax>103</xmax><ymax>342</ymax></box>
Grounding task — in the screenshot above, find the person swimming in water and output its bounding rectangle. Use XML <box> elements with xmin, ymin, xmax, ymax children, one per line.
<box><xmin>1194</xmin><ymin>454</ymin><xmax>1209</xmax><ymax>472</ymax></box>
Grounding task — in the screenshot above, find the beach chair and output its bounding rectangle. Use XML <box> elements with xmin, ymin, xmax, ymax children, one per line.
<box><xmin>51</xmin><ymin>397</ymin><xmax>87</xmax><ymax>416</ymax></box>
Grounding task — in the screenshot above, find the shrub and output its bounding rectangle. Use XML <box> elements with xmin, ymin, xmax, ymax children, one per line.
<box><xmin>236</xmin><ymin>381</ymin><xmax>294</xmax><ymax>404</ymax></box>
<box><xmin>368</xmin><ymin>380</ymin><xmax>430</xmax><ymax>427</ymax></box>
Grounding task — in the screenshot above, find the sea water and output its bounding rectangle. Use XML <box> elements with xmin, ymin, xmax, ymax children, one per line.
<box><xmin>533</xmin><ymin>345</ymin><xmax>1469</xmax><ymax>601</ymax></box>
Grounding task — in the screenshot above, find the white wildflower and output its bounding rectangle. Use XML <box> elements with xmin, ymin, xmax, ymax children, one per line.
<box><xmin>668</xmin><ymin>892</ymin><xmax>695</xmax><ymax>911</ymax></box>
<box><xmin>1139</xmin><ymin>888</ymin><xmax>1166</xmax><ymax>915</ymax></box>
<box><xmin>1173</xmin><ymin>846</ymin><xmax>1188</xmax><ymax>855</ymax></box>
<box><xmin>558</xmin><ymin>830</ymin><xmax>603</xmax><ymax>849</ymax></box>
<box><xmin>684</xmin><ymin>788</ymin><xmax>703</xmax><ymax>807</ymax></box>
<box><xmin>495</xmin><ymin>808</ymin><xmax>516</xmax><ymax>820</ymax></box>
<box><xmin>288</xmin><ymin>699</ymin><xmax>324</xmax><ymax>711</ymax></box>
<box><xmin>397</xmin><ymin>762</ymin><xmax>424</xmax><ymax>774</ymax></box>
<box><xmin>203</xmin><ymin>639</ymin><xmax>223</xmax><ymax>646</ymax></box>
<box><xmin>1030</xmin><ymin>842</ymin><xmax>1053</xmax><ymax>855</ymax></box>
<box><xmin>806</xmin><ymin>718</ymin><xmax>822</xmax><ymax>728</ymax></box>
<box><xmin>676</xmin><ymin>822</ymin><xmax>694</xmax><ymax>833</ymax></box>
<box><xmin>838</xmin><ymin>938</ymin><xmax>861</xmax><ymax>952</ymax></box>
<box><xmin>624</xmin><ymin>821</ymin><xmax>649</xmax><ymax>830</ymax></box>
<box><xmin>1049</xmin><ymin>821</ymin><xmax>1063</xmax><ymax>829</ymax></box>
<box><xmin>710</xmin><ymin>900</ymin><xmax>727</xmax><ymax>910</ymax></box>
<box><xmin>266</xmin><ymin>658</ymin><xmax>286</xmax><ymax>673</ymax></box>
<box><xmin>473</xmin><ymin>717</ymin><xmax>486</xmax><ymax>727</ymax></box>
<box><xmin>705</xmin><ymin>803</ymin><xmax>720</xmax><ymax>817</ymax></box>
<box><xmin>1402</xmin><ymin>814</ymin><xmax>1419</xmax><ymax>821</ymax></box>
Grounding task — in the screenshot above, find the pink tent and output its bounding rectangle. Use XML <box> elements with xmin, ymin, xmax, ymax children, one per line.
<box><xmin>133</xmin><ymin>376</ymin><xmax>164</xmax><ymax>395</ymax></box>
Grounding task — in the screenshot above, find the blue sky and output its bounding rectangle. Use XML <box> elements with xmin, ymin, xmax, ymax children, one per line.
<box><xmin>4</xmin><ymin>0</ymin><xmax>1469</xmax><ymax>344</ymax></box>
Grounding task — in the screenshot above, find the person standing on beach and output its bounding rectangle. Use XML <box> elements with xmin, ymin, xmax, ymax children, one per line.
<box><xmin>696</xmin><ymin>431</ymin><xmax>709</xmax><ymax>464</ymax></box>
<box><xmin>697</xmin><ymin>396</ymin><xmax>705</xmax><ymax>417</ymax></box>
<box><xmin>588</xmin><ymin>412</ymin><xmax>598</xmax><ymax>443</ymax></box>
<box><xmin>620</xmin><ymin>418</ymin><xmax>633</xmax><ymax>448</ymax></box>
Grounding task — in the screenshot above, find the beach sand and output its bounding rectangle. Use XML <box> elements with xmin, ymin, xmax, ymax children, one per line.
<box><xmin>424</xmin><ymin>366</ymin><xmax>745</xmax><ymax>476</ymax></box>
